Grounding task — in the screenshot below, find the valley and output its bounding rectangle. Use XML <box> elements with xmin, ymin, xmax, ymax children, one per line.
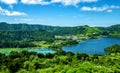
<box><xmin>0</xmin><ymin>22</ymin><xmax>120</xmax><ymax>73</ymax></box>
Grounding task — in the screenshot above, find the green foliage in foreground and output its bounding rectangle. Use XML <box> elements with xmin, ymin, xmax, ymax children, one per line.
<box><xmin>0</xmin><ymin>44</ymin><xmax>120</xmax><ymax>73</ymax></box>
<box><xmin>105</xmin><ymin>44</ymin><xmax>120</xmax><ymax>54</ymax></box>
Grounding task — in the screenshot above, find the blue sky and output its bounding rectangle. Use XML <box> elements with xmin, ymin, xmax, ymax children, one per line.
<box><xmin>0</xmin><ymin>0</ymin><xmax>120</xmax><ymax>26</ymax></box>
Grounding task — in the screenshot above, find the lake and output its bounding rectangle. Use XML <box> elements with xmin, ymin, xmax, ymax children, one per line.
<box><xmin>1</xmin><ymin>38</ymin><xmax>120</xmax><ymax>55</ymax></box>
<box><xmin>62</xmin><ymin>38</ymin><xmax>120</xmax><ymax>55</ymax></box>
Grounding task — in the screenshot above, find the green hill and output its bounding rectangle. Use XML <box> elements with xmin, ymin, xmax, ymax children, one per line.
<box><xmin>0</xmin><ymin>22</ymin><xmax>120</xmax><ymax>48</ymax></box>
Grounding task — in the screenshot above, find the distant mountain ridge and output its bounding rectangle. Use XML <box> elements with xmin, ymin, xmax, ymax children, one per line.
<box><xmin>0</xmin><ymin>22</ymin><xmax>55</xmax><ymax>31</ymax></box>
<box><xmin>0</xmin><ymin>22</ymin><xmax>120</xmax><ymax>36</ymax></box>
<box><xmin>0</xmin><ymin>22</ymin><xmax>119</xmax><ymax>31</ymax></box>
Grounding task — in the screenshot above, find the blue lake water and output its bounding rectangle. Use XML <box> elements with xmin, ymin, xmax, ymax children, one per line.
<box><xmin>62</xmin><ymin>38</ymin><xmax>120</xmax><ymax>55</ymax></box>
<box><xmin>1</xmin><ymin>38</ymin><xmax>120</xmax><ymax>55</ymax></box>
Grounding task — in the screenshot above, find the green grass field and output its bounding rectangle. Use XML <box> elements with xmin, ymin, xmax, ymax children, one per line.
<box><xmin>0</xmin><ymin>48</ymin><xmax>29</xmax><ymax>53</ymax></box>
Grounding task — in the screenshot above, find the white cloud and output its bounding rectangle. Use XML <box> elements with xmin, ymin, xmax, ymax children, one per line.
<box><xmin>21</xmin><ymin>0</ymin><xmax>98</xmax><ymax>6</ymax></box>
<box><xmin>21</xmin><ymin>0</ymin><xmax>50</xmax><ymax>5</ymax></box>
<box><xmin>0</xmin><ymin>6</ymin><xmax>26</xmax><ymax>16</ymax></box>
<box><xmin>0</xmin><ymin>0</ymin><xmax>17</xmax><ymax>4</ymax></box>
<box><xmin>52</xmin><ymin>0</ymin><xmax>98</xmax><ymax>6</ymax></box>
<box><xmin>51</xmin><ymin>0</ymin><xmax>81</xmax><ymax>6</ymax></box>
<box><xmin>81</xmin><ymin>5</ymin><xmax>120</xmax><ymax>12</ymax></box>
<box><xmin>0</xmin><ymin>0</ymin><xmax>98</xmax><ymax>6</ymax></box>
<box><xmin>107</xmin><ymin>9</ymin><xmax>112</xmax><ymax>12</ymax></box>
<box><xmin>81</xmin><ymin>6</ymin><xmax>108</xmax><ymax>11</ymax></box>
<box><xmin>5</xmin><ymin>11</ymin><xmax>26</xmax><ymax>16</ymax></box>
<box><xmin>81</xmin><ymin>0</ymin><xmax>98</xmax><ymax>2</ymax></box>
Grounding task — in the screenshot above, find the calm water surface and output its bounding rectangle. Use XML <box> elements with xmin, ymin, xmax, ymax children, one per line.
<box><xmin>62</xmin><ymin>38</ymin><xmax>120</xmax><ymax>55</ymax></box>
<box><xmin>1</xmin><ymin>38</ymin><xmax>120</xmax><ymax>55</ymax></box>
<box><xmin>28</xmin><ymin>48</ymin><xmax>56</xmax><ymax>54</ymax></box>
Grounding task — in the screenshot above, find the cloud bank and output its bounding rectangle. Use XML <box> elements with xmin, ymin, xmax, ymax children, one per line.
<box><xmin>0</xmin><ymin>0</ymin><xmax>98</xmax><ymax>6</ymax></box>
<box><xmin>0</xmin><ymin>6</ymin><xmax>26</xmax><ymax>16</ymax></box>
<box><xmin>81</xmin><ymin>5</ymin><xmax>120</xmax><ymax>12</ymax></box>
<box><xmin>0</xmin><ymin>0</ymin><xmax>17</xmax><ymax>4</ymax></box>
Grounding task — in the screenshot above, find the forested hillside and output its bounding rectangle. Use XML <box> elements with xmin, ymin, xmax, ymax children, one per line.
<box><xmin>0</xmin><ymin>22</ymin><xmax>54</xmax><ymax>31</ymax></box>
<box><xmin>0</xmin><ymin>22</ymin><xmax>120</xmax><ymax>48</ymax></box>
<box><xmin>0</xmin><ymin>22</ymin><xmax>120</xmax><ymax>36</ymax></box>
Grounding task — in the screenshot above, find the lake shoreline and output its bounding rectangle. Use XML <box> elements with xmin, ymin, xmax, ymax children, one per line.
<box><xmin>1</xmin><ymin>37</ymin><xmax>120</xmax><ymax>55</ymax></box>
<box><xmin>62</xmin><ymin>37</ymin><xmax>120</xmax><ymax>55</ymax></box>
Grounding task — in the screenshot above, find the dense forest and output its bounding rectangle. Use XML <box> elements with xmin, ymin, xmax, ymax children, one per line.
<box><xmin>0</xmin><ymin>22</ymin><xmax>120</xmax><ymax>48</ymax></box>
<box><xmin>0</xmin><ymin>44</ymin><xmax>120</xmax><ymax>73</ymax></box>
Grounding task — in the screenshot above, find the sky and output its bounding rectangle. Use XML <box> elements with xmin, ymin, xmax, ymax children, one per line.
<box><xmin>0</xmin><ymin>0</ymin><xmax>120</xmax><ymax>26</ymax></box>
